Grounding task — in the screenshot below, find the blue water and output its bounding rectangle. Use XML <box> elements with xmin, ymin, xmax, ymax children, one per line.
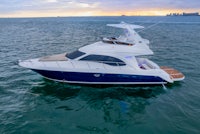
<box><xmin>0</xmin><ymin>16</ymin><xmax>200</xmax><ymax>134</ymax></box>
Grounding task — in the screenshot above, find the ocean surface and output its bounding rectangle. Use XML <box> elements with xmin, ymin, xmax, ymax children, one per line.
<box><xmin>0</xmin><ymin>16</ymin><xmax>200</xmax><ymax>134</ymax></box>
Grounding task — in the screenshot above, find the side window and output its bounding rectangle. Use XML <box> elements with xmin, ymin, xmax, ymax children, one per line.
<box><xmin>104</xmin><ymin>56</ymin><xmax>126</xmax><ymax>66</ymax></box>
<box><xmin>80</xmin><ymin>55</ymin><xmax>100</xmax><ymax>61</ymax></box>
<box><xmin>66</xmin><ymin>50</ymin><xmax>85</xmax><ymax>59</ymax></box>
<box><xmin>80</xmin><ymin>55</ymin><xmax>126</xmax><ymax>66</ymax></box>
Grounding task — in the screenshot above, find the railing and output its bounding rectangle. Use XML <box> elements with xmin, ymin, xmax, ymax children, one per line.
<box><xmin>71</xmin><ymin>60</ymin><xmax>126</xmax><ymax>70</ymax></box>
<box><xmin>137</xmin><ymin>58</ymin><xmax>160</xmax><ymax>70</ymax></box>
<box><xmin>20</xmin><ymin>59</ymin><xmax>126</xmax><ymax>70</ymax></box>
<box><xmin>144</xmin><ymin>59</ymin><xmax>160</xmax><ymax>69</ymax></box>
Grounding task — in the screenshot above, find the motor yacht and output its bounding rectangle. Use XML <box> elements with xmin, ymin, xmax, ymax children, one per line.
<box><xmin>19</xmin><ymin>22</ymin><xmax>185</xmax><ymax>85</ymax></box>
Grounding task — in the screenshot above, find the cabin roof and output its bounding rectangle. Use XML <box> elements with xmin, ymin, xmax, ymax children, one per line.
<box><xmin>79</xmin><ymin>41</ymin><xmax>153</xmax><ymax>56</ymax></box>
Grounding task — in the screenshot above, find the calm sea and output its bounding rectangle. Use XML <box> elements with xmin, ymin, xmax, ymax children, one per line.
<box><xmin>0</xmin><ymin>16</ymin><xmax>200</xmax><ymax>134</ymax></box>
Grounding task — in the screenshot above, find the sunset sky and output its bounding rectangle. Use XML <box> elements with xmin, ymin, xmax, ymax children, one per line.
<box><xmin>0</xmin><ymin>0</ymin><xmax>200</xmax><ymax>17</ymax></box>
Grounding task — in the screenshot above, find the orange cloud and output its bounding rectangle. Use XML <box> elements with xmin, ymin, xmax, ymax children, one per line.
<box><xmin>0</xmin><ymin>7</ymin><xmax>199</xmax><ymax>17</ymax></box>
<box><xmin>0</xmin><ymin>0</ymin><xmax>200</xmax><ymax>17</ymax></box>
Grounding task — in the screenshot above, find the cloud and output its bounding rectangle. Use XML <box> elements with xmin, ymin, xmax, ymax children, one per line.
<box><xmin>44</xmin><ymin>0</ymin><xmax>58</xmax><ymax>3</ymax></box>
<box><xmin>66</xmin><ymin>1</ymin><xmax>99</xmax><ymax>8</ymax></box>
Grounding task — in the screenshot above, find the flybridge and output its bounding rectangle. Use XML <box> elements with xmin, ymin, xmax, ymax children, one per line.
<box><xmin>79</xmin><ymin>22</ymin><xmax>154</xmax><ymax>56</ymax></box>
<box><xmin>106</xmin><ymin>22</ymin><xmax>150</xmax><ymax>47</ymax></box>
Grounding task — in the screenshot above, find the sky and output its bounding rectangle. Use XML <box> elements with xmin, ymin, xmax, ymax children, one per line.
<box><xmin>0</xmin><ymin>0</ymin><xmax>200</xmax><ymax>17</ymax></box>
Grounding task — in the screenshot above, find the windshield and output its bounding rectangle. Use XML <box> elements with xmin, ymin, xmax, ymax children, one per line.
<box><xmin>66</xmin><ymin>50</ymin><xmax>85</xmax><ymax>59</ymax></box>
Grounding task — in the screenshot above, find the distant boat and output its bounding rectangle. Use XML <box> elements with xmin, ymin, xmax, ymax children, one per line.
<box><xmin>19</xmin><ymin>22</ymin><xmax>185</xmax><ymax>85</ymax></box>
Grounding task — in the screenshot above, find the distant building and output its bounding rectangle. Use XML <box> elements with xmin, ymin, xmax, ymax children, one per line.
<box><xmin>166</xmin><ymin>12</ymin><xmax>199</xmax><ymax>16</ymax></box>
<box><xmin>182</xmin><ymin>12</ymin><xmax>199</xmax><ymax>16</ymax></box>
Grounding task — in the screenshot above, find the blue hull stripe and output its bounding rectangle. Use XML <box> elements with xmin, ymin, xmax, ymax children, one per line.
<box><xmin>32</xmin><ymin>69</ymin><xmax>165</xmax><ymax>83</ymax></box>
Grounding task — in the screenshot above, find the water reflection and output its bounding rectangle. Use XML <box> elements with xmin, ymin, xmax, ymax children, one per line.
<box><xmin>31</xmin><ymin>79</ymin><xmax>81</xmax><ymax>101</ymax></box>
<box><xmin>30</xmin><ymin>79</ymin><xmax>180</xmax><ymax>132</ymax></box>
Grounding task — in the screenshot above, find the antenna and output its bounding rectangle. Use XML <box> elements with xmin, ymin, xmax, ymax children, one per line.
<box><xmin>137</xmin><ymin>21</ymin><xmax>162</xmax><ymax>33</ymax></box>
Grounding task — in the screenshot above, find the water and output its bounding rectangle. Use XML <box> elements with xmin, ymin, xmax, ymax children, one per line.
<box><xmin>0</xmin><ymin>16</ymin><xmax>200</xmax><ymax>134</ymax></box>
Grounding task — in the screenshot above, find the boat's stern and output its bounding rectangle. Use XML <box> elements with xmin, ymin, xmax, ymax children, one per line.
<box><xmin>160</xmin><ymin>66</ymin><xmax>185</xmax><ymax>82</ymax></box>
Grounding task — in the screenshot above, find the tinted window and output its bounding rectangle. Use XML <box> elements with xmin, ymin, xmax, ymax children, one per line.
<box><xmin>66</xmin><ymin>50</ymin><xmax>85</xmax><ymax>59</ymax></box>
<box><xmin>80</xmin><ymin>55</ymin><xmax>126</xmax><ymax>66</ymax></box>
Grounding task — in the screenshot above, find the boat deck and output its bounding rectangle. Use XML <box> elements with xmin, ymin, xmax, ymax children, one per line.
<box><xmin>160</xmin><ymin>66</ymin><xmax>185</xmax><ymax>81</ymax></box>
<box><xmin>39</xmin><ymin>53</ymin><xmax>67</xmax><ymax>61</ymax></box>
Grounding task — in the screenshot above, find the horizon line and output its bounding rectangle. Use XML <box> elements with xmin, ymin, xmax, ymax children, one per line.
<box><xmin>0</xmin><ymin>15</ymin><xmax>188</xmax><ymax>19</ymax></box>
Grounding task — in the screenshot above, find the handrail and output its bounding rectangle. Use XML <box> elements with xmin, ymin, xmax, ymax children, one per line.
<box><xmin>84</xmin><ymin>61</ymin><xmax>125</xmax><ymax>70</ymax></box>
<box><xmin>70</xmin><ymin>60</ymin><xmax>124</xmax><ymax>70</ymax></box>
<box><xmin>80</xmin><ymin>60</ymin><xmax>126</xmax><ymax>66</ymax></box>
<box><xmin>21</xmin><ymin>59</ymin><xmax>125</xmax><ymax>70</ymax></box>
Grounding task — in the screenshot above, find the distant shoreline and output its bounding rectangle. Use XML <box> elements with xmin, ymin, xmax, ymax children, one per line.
<box><xmin>0</xmin><ymin>15</ymin><xmax>198</xmax><ymax>19</ymax></box>
<box><xmin>1</xmin><ymin>14</ymin><xmax>200</xmax><ymax>19</ymax></box>
<box><xmin>0</xmin><ymin>15</ymin><xmax>163</xmax><ymax>19</ymax></box>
